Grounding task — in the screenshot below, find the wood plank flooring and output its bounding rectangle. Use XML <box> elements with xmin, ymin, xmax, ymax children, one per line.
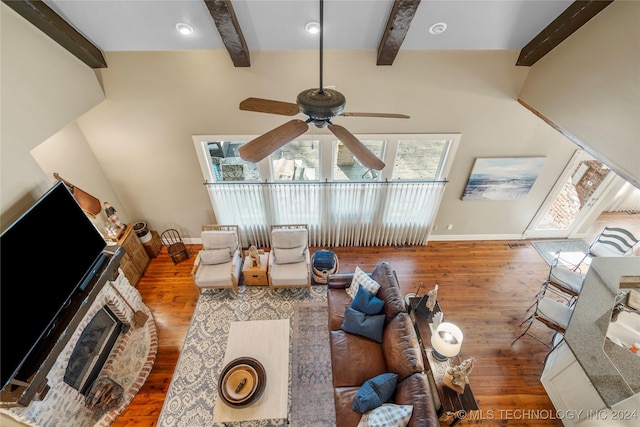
<box><xmin>112</xmin><ymin>212</ymin><xmax>640</xmax><ymax>427</ymax></box>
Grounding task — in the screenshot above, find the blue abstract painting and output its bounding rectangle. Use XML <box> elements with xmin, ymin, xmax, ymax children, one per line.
<box><xmin>462</xmin><ymin>157</ymin><xmax>546</xmax><ymax>201</ymax></box>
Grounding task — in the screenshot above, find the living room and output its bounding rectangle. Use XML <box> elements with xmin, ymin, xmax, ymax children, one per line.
<box><xmin>1</xmin><ymin>1</ymin><xmax>639</xmax><ymax>426</ymax></box>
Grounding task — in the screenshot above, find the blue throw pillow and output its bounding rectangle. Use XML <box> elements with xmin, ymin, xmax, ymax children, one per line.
<box><xmin>352</xmin><ymin>285</ymin><xmax>385</xmax><ymax>315</ymax></box>
<box><xmin>341</xmin><ymin>306</ymin><xmax>385</xmax><ymax>343</ymax></box>
<box><xmin>352</xmin><ymin>373</ymin><xmax>398</xmax><ymax>413</ymax></box>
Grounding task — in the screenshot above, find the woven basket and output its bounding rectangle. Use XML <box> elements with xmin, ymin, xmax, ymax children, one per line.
<box><xmin>312</xmin><ymin>253</ymin><xmax>339</xmax><ymax>284</ymax></box>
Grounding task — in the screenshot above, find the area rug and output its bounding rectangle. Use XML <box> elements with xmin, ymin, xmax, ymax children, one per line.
<box><xmin>157</xmin><ymin>285</ymin><xmax>328</xmax><ymax>427</ymax></box>
<box><xmin>531</xmin><ymin>239</ymin><xmax>590</xmax><ymax>266</ymax></box>
<box><xmin>213</xmin><ymin>319</ymin><xmax>289</xmax><ymax>422</ymax></box>
<box><xmin>290</xmin><ymin>302</ymin><xmax>335</xmax><ymax>427</ymax></box>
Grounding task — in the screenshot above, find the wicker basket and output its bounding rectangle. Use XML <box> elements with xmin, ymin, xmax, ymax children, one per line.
<box><xmin>311</xmin><ymin>252</ymin><xmax>339</xmax><ymax>284</ymax></box>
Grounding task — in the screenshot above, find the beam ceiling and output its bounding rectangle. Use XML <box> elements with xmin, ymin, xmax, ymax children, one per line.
<box><xmin>377</xmin><ymin>0</ymin><xmax>422</xmax><ymax>66</ymax></box>
<box><xmin>203</xmin><ymin>0</ymin><xmax>250</xmax><ymax>67</ymax></box>
<box><xmin>517</xmin><ymin>0</ymin><xmax>614</xmax><ymax>66</ymax></box>
<box><xmin>2</xmin><ymin>0</ymin><xmax>107</xmax><ymax>68</ymax></box>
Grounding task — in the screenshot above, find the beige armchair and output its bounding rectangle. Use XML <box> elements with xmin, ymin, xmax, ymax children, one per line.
<box><xmin>268</xmin><ymin>224</ymin><xmax>311</xmax><ymax>293</ymax></box>
<box><xmin>191</xmin><ymin>225</ymin><xmax>242</xmax><ymax>293</ymax></box>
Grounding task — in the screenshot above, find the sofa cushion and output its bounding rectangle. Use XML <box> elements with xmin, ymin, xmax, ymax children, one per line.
<box><xmin>334</xmin><ymin>387</ymin><xmax>363</xmax><ymax>427</ymax></box>
<box><xmin>352</xmin><ymin>286</ymin><xmax>385</xmax><ymax>315</ymax></box>
<box><xmin>376</xmin><ymin>285</ymin><xmax>406</xmax><ymax>324</ymax></box>
<box><xmin>328</xmin><ymin>288</ymin><xmax>352</xmax><ymax>331</ymax></box>
<box><xmin>347</xmin><ymin>266</ymin><xmax>381</xmax><ymax>299</ymax></box>
<box><xmin>352</xmin><ymin>373</ymin><xmax>398</xmax><ymax>413</ymax></box>
<box><xmin>273</xmin><ymin>245</ymin><xmax>306</xmax><ymax>264</ymax></box>
<box><xmin>395</xmin><ymin>373</ymin><xmax>440</xmax><ymax>427</ymax></box>
<box><xmin>357</xmin><ymin>403</ymin><xmax>413</xmax><ymax>427</ymax></box>
<box><xmin>330</xmin><ymin>330</ymin><xmax>387</xmax><ymax>388</ymax></box>
<box><xmin>342</xmin><ymin>307</ymin><xmax>386</xmax><ymax>343</ymax></box>
<box><xmin>382</xmin><ymin>313</ymin><xmax>424</xmax><ymax>381</ymax></box>
<box><xmin>199</xmin><ymin>248</ymin><xmax>231</xmax><ymax>265</ymax></box>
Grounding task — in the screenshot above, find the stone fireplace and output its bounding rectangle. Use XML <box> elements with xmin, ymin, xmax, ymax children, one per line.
<box><xmin>0</xmin><ymin>270</ymin><xmax>157</xmax><ymax>427</ymax></box>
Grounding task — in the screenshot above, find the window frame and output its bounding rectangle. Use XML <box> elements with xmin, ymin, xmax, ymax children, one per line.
<box><xmin>193</xmin><ymin>133</ymin><xmax>460</xmax><ymax>183</ymax></box>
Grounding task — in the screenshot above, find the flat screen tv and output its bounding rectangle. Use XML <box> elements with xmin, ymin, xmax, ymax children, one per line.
<box><xmin>0</xmin><ymin>181</ymin><xmax>108</xmax><ymax>396</ymax></box>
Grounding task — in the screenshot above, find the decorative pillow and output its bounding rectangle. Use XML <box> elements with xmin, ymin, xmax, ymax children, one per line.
<box><xmin>341</xmin><ymin>306</ymin><xmax>385</xmax><ymax>343</ymax></box>
<box><xmin>347</xmin><ymin>266</ymin><xmax>381</xmax><ymax>300</ymax></box>
<box><xmin>352</xmin><ymin>373</ymin><xmax>398</xmax><ymax>413</ymax></box>
<box><xmin>273</xmin><ymin>245</ymin><xmax>306</xmax><ymax>264</ymax></box>
<box><xmin>357</xmin><ymin>403</ymin><xmax>413</xmax><ymax>427</ymax></box>
<box><xmin>199</xmin><ymin>248</ymin><xmax>231</xmax><ymax>265</ymax></box>
<box><xmin>352</xmin><ymin>286</ymin><xmax>385</xmax><ymax>315</ymax></box>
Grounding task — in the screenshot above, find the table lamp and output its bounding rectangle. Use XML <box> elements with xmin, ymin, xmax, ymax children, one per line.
<box><xmin>431</xmin><ymin>322</ymin><xmax>463</xmax><ymax>361</ymax></box>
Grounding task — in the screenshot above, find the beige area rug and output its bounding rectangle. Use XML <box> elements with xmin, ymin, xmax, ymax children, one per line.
<box><xmin>213</xmin><ymin>319</ymin><xmax>290</xmax><ymax>423</ymax></box>
<box><xmin>158</xmin><ymin>286</ymin><xmax>328</xmax><ymax>427</ymax></box>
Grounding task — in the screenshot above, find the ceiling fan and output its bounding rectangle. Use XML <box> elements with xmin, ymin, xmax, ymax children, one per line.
<box><xmin>238</xmin><ymin>0</ymin><xmax>410</xmax><ymax>171</ymax></box>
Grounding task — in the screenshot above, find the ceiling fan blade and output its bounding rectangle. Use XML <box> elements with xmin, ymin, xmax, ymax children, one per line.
<box><xmin>238</xmin><ymin>119</ymin><xmax>309</xmax><ymax>163</ymax></box>
<box><xmin>340</xmin><ymin>112</ymin><xmax>410</xmax><ymax>119</ymax></box>
<box><xmin>239</xmin><ymin>97</ymin><xmax>299</xmax><ymax>116</ymax></box>
<box><xmin>328</xmin><ymin>124</ymin><xmax>385</xmax><ymax>171</ymax></box>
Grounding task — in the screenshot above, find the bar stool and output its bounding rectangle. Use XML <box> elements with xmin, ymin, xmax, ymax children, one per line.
<box><xmin>545</xmin><ymin>251</ymin><xmax>585</xmax><ymax>305</ymax></box>
<box><xmin>512</xmin><ymin>293</ymin><xmax>574</xmax><ymax>348</ymax></box>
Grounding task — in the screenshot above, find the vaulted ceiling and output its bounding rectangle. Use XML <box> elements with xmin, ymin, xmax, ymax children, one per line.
<box><xmin>4</xmin><ymin>0</ymin><xmax>613</xmax><ymax>69</ymax></box>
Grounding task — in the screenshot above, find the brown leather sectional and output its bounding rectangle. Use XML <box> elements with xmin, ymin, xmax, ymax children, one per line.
<box><xmin>327</xmin><ymin>262</ymin><xmax>440</xmax><ymax>427</ymax></box>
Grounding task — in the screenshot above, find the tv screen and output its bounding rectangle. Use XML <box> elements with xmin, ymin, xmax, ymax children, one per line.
<box><xmin>0</xmin><ymin>181</ymin><xmax>107</xmax><ymax>388</ymax></box>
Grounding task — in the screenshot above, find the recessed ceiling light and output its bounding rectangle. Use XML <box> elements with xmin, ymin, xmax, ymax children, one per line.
<box><xmin>305</xmin><ymin>21</ymin><xmax>320</xmax><ymax>34</ymax></box>
<box><xmin>429</xmin><ymin>22</ymin><xmax>447</xmax><ymax>35</ymax></box>
<box><xmin>176</xmin><ymin>23</ymin><xmax>194</xmax><ymax>36</ymax></box>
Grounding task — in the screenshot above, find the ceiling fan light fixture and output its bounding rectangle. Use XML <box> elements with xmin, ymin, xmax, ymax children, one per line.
<box><xmin>429</xmin><ymin>22</ymin><xmax>447</xmax><ymax>35</ymax></box>
<box><xmin>305</xmin><ymin>21</ymin><xmax>320</xmax><ymax>34</ymax></box>
<box><xmin>175</xmin><ymin>23</ymin><xmax>194</xmax><ymax>36</ymax></box>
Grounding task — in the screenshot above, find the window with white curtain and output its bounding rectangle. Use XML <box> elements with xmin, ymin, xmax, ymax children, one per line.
<box><xmin>193</xmin><ymin>134</ymin><xmax>459</xmax><ymax>247</ymax></box>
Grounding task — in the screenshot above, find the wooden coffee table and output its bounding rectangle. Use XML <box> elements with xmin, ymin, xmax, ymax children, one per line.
<box><xmin>409</xmin><ymin>297</ymin><xmax>479</xmax><ymax>426</ymax></box>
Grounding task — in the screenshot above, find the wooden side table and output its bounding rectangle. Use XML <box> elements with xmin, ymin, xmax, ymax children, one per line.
<box><xmin>242</xmin><ymin>253</ymin><xmax>268</xmax><ymax>286</ymax></box>
<box><xmin>409</xmin><ymin>297</ymin><xmax>479</xmax><ymax>426</ymax></box>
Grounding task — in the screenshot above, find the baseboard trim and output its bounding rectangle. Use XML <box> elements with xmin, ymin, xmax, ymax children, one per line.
<box><xmin>429</xmin><ymin>233</ymin><xmax>525</xmax><ymax>241</ymax></box>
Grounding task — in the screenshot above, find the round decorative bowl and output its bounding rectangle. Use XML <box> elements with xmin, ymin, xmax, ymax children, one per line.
<box><xmin>218</xmin><ymin>357</ymin><xmax>266</xmax><ymax>407</ymax></box>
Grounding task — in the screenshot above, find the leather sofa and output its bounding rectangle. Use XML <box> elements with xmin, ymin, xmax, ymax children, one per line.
<box><xmin>327</xmin><ymin>262</ymin><xmax>440</xmax><ymax>427</ymax></box>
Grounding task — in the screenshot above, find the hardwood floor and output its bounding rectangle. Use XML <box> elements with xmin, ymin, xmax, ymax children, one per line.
<box><xmin>112</xmin><ymin>212</ymin><xmax>640</xmax><ymax>427</ymax></box>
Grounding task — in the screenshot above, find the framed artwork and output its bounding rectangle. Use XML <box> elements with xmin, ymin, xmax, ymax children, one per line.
<box><xmin>462</xmin><ymin>157</ymin><xmax>546</xmax><ymax>201</ymax></box>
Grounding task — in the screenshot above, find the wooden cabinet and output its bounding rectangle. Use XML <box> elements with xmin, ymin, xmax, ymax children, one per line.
<box><xmin>118</xmin><ymin>226</ymin><xmax>150</xmax><ymax>286</ymax></box>
<box><xmin>242</xmin><ymin>253</ymin><xmax>269</xmax><ymax>286</ymax></box>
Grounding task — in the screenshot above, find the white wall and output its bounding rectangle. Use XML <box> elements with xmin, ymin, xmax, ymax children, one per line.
<box><xmin>519</xmin><ymin>0</ymin><xmax>640</xmax><ymax>189</ymax></box>
<box><xmin>0</xmin><ymin>3</ymin><xmax>105</xmax><ymax>230</ymax></box>
<box><xmin>3</xmin><ymin>1</ymin><xmax>636</xmax><ymax>241</ymax></box>
<box><xmin>75</xmin><ymin>49</ymin><xmax>576</xmax><ymax>239</ymax></box>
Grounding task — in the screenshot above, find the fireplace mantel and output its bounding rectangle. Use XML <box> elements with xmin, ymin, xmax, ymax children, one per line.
<box><xmin>0</xmin><ymin>269</ymin><xmax>157</xmax><ymax>427</ymax></box>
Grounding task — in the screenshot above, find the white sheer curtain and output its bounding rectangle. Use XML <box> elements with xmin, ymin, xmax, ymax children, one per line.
<box><xmin>207</xmin><ymin>181</ymin><xmax>447</xmax><ymax>247</ymax></box>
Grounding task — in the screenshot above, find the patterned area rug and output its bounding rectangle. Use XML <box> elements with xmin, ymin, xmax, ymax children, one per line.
<box><xmin>531</xmin><ymin>239</ymin><xmax>590</xmax><ymax>267</ymax></box>
<box><xmin>157</xmin><ymin>286</ymin><xmax>330</xmax><ymax>427</ymax></box>
<box><xmin>290</xmin><ymin>303</ymin><xmax>335</xmax><ymax>427</ymax></box>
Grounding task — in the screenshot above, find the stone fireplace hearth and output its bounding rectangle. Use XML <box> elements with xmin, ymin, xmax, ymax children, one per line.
<box><xmin>0</xmin><ymin>269</ymin><xmax>157</xmax><ymax>427</ymax></box>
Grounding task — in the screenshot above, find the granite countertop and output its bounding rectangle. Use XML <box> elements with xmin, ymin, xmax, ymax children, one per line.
<box><xmin>564</xmin><ymin>257</ymin><xmax>640</xmax><ymax>408</ymax></box>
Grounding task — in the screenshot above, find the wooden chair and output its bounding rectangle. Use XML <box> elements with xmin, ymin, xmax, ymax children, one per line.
<box><xmin>160</xmin><ymin>229</ymin><xmax>191</xmax><ymax>264</ymax></box>
<box><xmin>191</xmin><ymin>225</ymin><xmax>242</xmax><ymax>293</ymax></box>
<box><xmin>268</xmin><ymin>224</ymin><xmax>311</xmax><ymax>293</ymax></box>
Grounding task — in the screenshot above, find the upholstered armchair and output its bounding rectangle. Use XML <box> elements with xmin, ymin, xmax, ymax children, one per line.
<box><xmin>268</xmin><ymin>224</ymin><xmax>311</xmax><ymax>293</ymax></box>
<box><xmin>191</xmin><ymin>225</ymin><xmax>242</xmax><ymax>293</ymax></box>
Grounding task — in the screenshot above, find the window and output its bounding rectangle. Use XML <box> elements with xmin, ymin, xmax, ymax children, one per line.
<box><xmin>271</xmin><ymin>140</ymin><xmax>319</xmax><ymax>181</ymax></box>
<box><xmin>193</xmin><ymin>134</ymin><xmax>459</xmax><ymax>247</ymax></box>
<box><xmin>392</xmin><ymin>139</ymin><xmax>450</xmax><ymax>180</ymax></box>
<box><xmin>333</xmin><ymin>140</ymin><xmax>384</xmax><ymax>181</ymax></box>
<box><xmin>196</xmin><ymin>134</ymin><xmax>458</xmax><ymax>183</ymax></box>
<box><xmin>206</xmin><ymin>141</ymin><xmax>259</xmax><ymax>182</ymax></box>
